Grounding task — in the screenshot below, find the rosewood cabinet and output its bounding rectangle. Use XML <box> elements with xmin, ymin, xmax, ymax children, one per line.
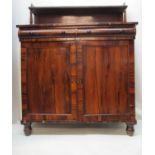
<box><xmin>17</xmin><ymin>5</ymin><xmax>138</xmax><ymax>136</ymax></box>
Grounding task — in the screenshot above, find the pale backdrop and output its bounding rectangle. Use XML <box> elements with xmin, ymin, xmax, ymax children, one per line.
<box><xmin>12</xmin><ymin>0</ymin><xmax>141</xmax><ymax>123</ymax></box>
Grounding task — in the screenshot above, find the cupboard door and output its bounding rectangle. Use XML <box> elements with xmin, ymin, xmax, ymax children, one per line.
<box><xmin>22</xmin><ymin>42</ymin><xmax>77</xmax><ymax>121</ymax></box>
<box><xmin>77</xmin><ymin>41</ymin><xmax>130</xmax><ymax>122</ymax></box>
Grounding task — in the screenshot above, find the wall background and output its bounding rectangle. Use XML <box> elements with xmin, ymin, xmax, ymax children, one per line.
<box><xmin>12</xmin><ymin>0</ymin><xmax>141</xmax><ymax>123</ymax></box>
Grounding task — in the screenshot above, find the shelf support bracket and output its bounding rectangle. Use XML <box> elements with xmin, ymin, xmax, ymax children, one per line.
<box><xmin>30</xmin><ymin>3</ymin><xmax>34</xmax><ymax>24</ymax></box>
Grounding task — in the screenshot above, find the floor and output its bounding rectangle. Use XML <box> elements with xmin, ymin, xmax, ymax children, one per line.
<box><xmin>12</xmin><ymin>120</ymin><xmax>141</xmax><ymax>155</ymax></box>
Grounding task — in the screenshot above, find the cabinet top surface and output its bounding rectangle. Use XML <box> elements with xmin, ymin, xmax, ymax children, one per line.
<box><xmin>29</xmin><ymin>5</ymin><xmax>127</xmax><ymax>15</ymax></box>
<box><xmin>16</xmin><ymin>22</ymin><xmax>138</xmax><ymax>28</ymax></box>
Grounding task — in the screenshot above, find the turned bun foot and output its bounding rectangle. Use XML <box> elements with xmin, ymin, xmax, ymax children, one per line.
<box><xmin>126</xmin><ymin>123</ymin><xmax>134</xmax><ymax>136</ymax></box>
<box><xmin>24</xmin><ymin>122</ymin><xmax>32</xmax><ymax>136</ymax></box>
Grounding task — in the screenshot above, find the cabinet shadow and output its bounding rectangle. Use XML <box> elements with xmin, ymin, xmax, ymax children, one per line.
<box><xmin>31</xmin><ymin>122</ymin><xmax>127</xmax><ymax>136</ymax></box>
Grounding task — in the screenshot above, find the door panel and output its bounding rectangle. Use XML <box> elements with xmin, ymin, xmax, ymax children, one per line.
<box><xmin>25</xmin><ymin>42</ymin><xmax>77</xmax><ymax>120</ymax></box>
<box><xmin>78</xmin><ymin>41</ymin><xmax>129</xmax><ymax>119</ymax></box>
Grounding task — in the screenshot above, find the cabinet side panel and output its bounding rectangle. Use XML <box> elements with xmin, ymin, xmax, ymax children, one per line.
<box><xmin>128</xmin><ymin>40</ymin><xmax>136</xmax><ymax>123</ymax></box>
<box><xmin>21</xmin><ymin>47</ymin><xmax>28</xmax><ymax>120</ymax></box>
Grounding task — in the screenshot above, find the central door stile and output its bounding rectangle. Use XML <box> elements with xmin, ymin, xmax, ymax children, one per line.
<box><xmin>69</xmin><ymin>43</ymin><xmax>78</xmax><ymax>120</ymax></box>
<box><xmin>76</xmin><ymin>41</ymin><xmax>85</xmax><ymax>122</ymax></box>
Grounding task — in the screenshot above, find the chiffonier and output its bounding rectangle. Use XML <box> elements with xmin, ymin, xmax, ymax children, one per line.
<box><xmin>17</xmin><ymin>5</ymin><xmax>138</xmax><ymax>136</ymax></box>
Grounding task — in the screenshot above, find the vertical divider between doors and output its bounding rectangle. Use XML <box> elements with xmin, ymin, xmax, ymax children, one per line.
<box><xmin>76</xmin><ymin>40</ymin><xmax>85</xmax><ymax>122</ymax></box>
<box><xmin>69</xmin><ymin>42</ymin><xmax>77</xmax><ymax>120</ymax></box>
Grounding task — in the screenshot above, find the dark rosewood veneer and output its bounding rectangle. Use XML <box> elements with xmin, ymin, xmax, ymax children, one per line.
<box><xmin>17</xmin><ymin>5</ymin><xmax>138</xmax><ymax>136</ymax></box>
